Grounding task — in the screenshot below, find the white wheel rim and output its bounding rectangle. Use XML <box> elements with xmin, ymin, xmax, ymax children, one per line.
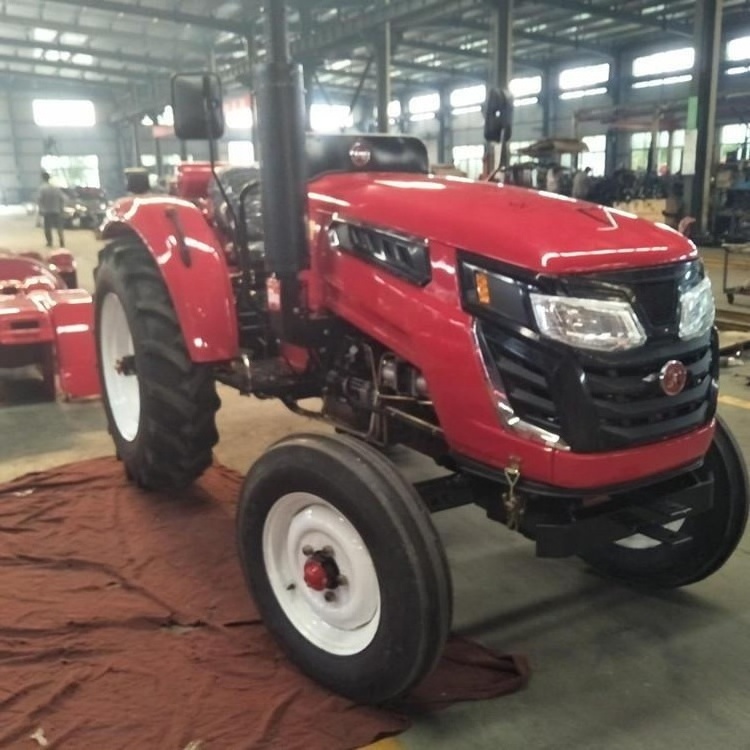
<box><xmin>615</xmin><ymin>519</ymin><xmax>685</xmax><ymax>550</ymax></box>
<box><xmin>100</xmin><ymin>292</ymin><xmax>141</xmax><ymax>442</ymax></box>
<box><xmin>263</xmin><ymin>492</ymin><xmax>381</xmax><ymax>656</ymax></box>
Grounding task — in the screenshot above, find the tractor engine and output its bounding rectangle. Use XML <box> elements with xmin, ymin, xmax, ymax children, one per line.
<box><xmin>323</xmin><ymin>336</ymin><xmax>441</xmax><ymax>453</ymax></box>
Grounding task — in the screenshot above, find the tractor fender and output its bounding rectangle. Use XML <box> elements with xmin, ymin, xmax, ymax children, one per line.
<box><xmin>101</xmin><ymin>196</ymin><xmax>238</xmax><ymax>363</ymax></box>
<box><xmin>48</xmin><ymin>289</ymin><xmax>100</xmax><ymax>400</ymax></box>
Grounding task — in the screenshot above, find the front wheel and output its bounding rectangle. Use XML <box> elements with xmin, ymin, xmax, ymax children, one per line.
<box><xmin>237</xmin><ymin>433</ymin><xmax>452</xmax><ymax>704</ymax></box>
<box><xmin>94</xmin><ymin>237</ymin><xmax>220</xmax><ymax>490</ymax></box>
<box><xmin>580</xmin><ymin>416</ymin><xmax>749</xmax><ymax>588</ymax></box>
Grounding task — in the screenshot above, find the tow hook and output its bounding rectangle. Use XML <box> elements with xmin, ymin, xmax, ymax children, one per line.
<box><xmin>503</xmin><ymin>460</ymin><xmax>525</xmax><ymax>531</ymax></box>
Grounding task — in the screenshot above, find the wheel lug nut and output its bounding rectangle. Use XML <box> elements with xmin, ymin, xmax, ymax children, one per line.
<box><xmin>324</xmin><ymin>590</ymin><xmax>336</xmax><ymax>602</ymax></box>
<box><xmin>337</xmin><ymin>575</ymin><xmax>348</xmax><ymax>586</ymax></box>
<box><xmin>302</xmin><ymin>545</ymin><xmax>314</xmax><ymax>556</ymax></box>
<box><xmin>321</xmin><ymin>545</ymin><xmax>334</xmax><ymax>557</ymax></box>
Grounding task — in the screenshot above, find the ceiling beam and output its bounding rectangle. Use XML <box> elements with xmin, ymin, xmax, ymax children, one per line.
<box><xmin>0</xmin><ymin>68</ymin><xmax>125</xmax><ymax>92</ymax></box>
<box><xmin>42</xmin><ymin>0</ymin><xmax>247</xmax><ymax>34</ymax></box>
<box><xmin>395</xmin><ymin>41</ymin><xmax>538</xmax><ymax>72</ymax></box>
<box><xmin>529</xmin><ymin>0</ymin><xmax>693</xmax><ymax>38</ymax></box>
<box><xmin>0</xmin><ymin>53</ymin><xmax>159</xmax><ymax>82</ymax></box>
<box><xmin>422</xmin><ymin>18</ymin><xmax>617</xmax><ymax>56</ymax></box>
<box><xmin>0</xmin><ymin>36</ymin><xmax>181</xmax><ymax>71</ymax></box>
<box><xmin>0</xmin><ymin>9</ymin><xmax>213</xmax><ymax>59</ymax></box>
<box><xmin>292</xmin><ymin>0</ymin><xmax>484</xmax><ymax>57</ymax></box>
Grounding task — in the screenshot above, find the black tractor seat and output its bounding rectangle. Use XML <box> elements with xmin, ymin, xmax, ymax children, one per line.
<box><xmin>209</xmin><ymin>134</ymin><xmax>430</xmax><ymax>245</ymax></box>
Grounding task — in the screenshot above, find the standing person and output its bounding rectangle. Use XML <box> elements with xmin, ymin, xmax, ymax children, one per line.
<box><xmin>545</xmin><ymin>165</ymin><xmax>561</xmax><ymax>193</ymax></box>
<box><xmin>572</xmin><ymin>166</ymin><xmax>592</xmax><ymax>200</ymax></box>
<box><xmin>37</xmin><ymin>171</ymin><xmax>65</xmax><ymax>248</ymax></box>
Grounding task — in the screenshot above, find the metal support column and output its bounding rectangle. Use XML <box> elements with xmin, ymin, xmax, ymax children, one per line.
<box><xmin>605</xmin><ymin>53</ymin><xmax>626</xmax><ymax>175</ymax></box>
<box><xmin>540</xmin><ymin>65</ymin><xmax>552</xmax><ymax>139</ymax></box>
<box><xmin>132</xmin><ymin>119</ymin><xmax>142</xmax><ymax>166</ymax></box>
<box><xmin>486</xmin><ymin>0</ymin><xmax>513</xmax><ymax>171</ymax></box>
<box><xmin>690</xmin><ymin>0</ymin><xmax>723</xmax><ymax>232</ymax></box>
<box><xmin>376</xmin><ymin>23</ymin><xmax>391</xmax><ymax>133</ymax></box>
<box><xmin>244</xmin><ymin>32</ymin><xmax>262</xmax><ymax>154</ymax></box>
<box><xmin>300</xmin><ymin>5</ymin><xmax>314</xmax><ymax>129</ymax></box>
<box><xmin>6</xmin><ymin>90</ymin><xmax>23</xmax><ymax>203</ymax></box>
<box><xmin>437</xmin><ymin>87</ymin><xmax>452</xmax><ymax>164</ymax></box>
<box><xmin>154</xmin><ymin>127</ymin><xmax>164</xmax><ymax>178</ymax></box>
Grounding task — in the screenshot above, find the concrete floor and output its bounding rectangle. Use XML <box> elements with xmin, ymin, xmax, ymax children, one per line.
<box><xmin>2</xmin><ymin>213</ymin><xmax>750</xmax><ymax>749</ymax></box>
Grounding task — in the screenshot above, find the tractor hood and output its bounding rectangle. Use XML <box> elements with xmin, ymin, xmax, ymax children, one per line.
<box><xmin>308</xmin><ymin>173</ymin><xmax>697</xmax><ymax>275</ymax></box>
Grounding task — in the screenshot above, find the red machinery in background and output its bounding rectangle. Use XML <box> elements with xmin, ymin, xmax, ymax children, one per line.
<box><xmin>0</xmin><ymin>250</ymin><xmax>99</xmax><ymax>401</ymax></box>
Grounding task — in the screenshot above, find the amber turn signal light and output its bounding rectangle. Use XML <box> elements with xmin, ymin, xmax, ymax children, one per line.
<box><xmin>474</xmin><ymin>270</ymin><xmax>491</xmax><ymax>305</ymax></box>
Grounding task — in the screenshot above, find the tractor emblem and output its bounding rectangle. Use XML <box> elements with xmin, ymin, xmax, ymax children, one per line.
<box><xmin>349</xmin><ymin>141</ymin><xmax>372</xmax><ymax>168</ymax></box>
<box><xmin>659</xmin><ymin>360</ymin><xmax>687</xmax><ymax>397</ymax></box>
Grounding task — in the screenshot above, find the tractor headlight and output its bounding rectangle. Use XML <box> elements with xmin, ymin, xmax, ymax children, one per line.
<box><xmin>529</xmin><ymin>293</ymin><xmax>647</xmax><ymax>352</ymax></box>
<box><xmin>679</xmin><ymin>277</ymin><xmax>714</xmax><ymax>340</ymax></box>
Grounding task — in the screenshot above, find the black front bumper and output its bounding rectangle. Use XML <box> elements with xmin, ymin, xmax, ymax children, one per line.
<box><xmin>530</xmin><ymin>470</ymin><xmax>714</xmax><ymax>558</ymax></box>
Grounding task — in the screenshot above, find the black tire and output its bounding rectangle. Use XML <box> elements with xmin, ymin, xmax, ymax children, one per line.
<box><xmin>94</xmin><ymin>236</ymin><xmax>220</xmax><ymax>490</ymax></box>
<box><xmin>40</xmin><ymin>346</ymin><xmax>57</xmax><ymax>401</ymax></box>
<box><xmin>236</xmin><ymin>432</ymin><xmax>452</xmax><ymax>704</ymax></box>
<box><xmin>580</xmin><ymin>416</ymin><xmax>749</xmax><ymax>588</ymax></box>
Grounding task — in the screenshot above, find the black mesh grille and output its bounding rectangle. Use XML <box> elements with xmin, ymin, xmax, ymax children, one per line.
<box><xmin>481</xmin><ymin>323</ymin><xmax>717</xmax><ymax>453</ymax></box>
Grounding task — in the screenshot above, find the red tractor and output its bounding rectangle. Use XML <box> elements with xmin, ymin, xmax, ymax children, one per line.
<box><xmin>93</xmin><ymin>1</ymin><xmax>748</xmax><ymax>704</ymax></box>
<box><xmin>0</xmin><ymin>249</ymin><xmax>99</xmax><ymax>401</ymax></box>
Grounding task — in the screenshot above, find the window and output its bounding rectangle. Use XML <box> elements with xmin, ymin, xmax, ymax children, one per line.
<box><xmin>630</xmin><ymin>130</ymin><xmax>685</xmax><ymax>173</ymax></box>
<box><xmin>726</xmin><ymin>36</ymin><xmax>750</xmax><ymax>76</ymax></box>
<box><xmin>40</xmin><ymin>154</ymin><xmax>100</xmax><ymax>187</ymax></box>
<box><xmin>388</xmin><ymin>100</ymin><xmax>402</xmax><ymax>119</ymax></box>
<box><xmin>450</xmin><ymin>84</ymin><xmax>485</xmax><ymax>109</ymax></box>
<box><xmin>632</xmin><ymin>74</ymin><xmax>692</xmax><ymax>89</ymax></box>
<box><xmin>559</xmin><ymin>63</ymin><xmax>609</xmax><ymax>91</ymax></box>
<box><xmin>227</xmin><ymin>140</ymin><xmax>255</xmax><ymax>165</ymax></box>
<box><xmin>580</xmin><ymin>135</ymin><xmax>606</xmax><ymax>175</ymax></box>
<box><xmin>409</xmin><ymin>92</ymin><xmax>440</xmax><ymax>114</ymax></box>
<box><xmin>451</xmin><ymin>145</ymin><xmax>484</xmax><ymax>179</ymax></box>
<box><xmin>510</xmin><ymin>75</ymin><xmax>542</xmax><ymax>98</ymax></box>
<box><xmin>558</xmin><ymin>64</ymin><xmax>608</xmax><ymax>100</ymax></box>
<box><xmin>727</xmin><ymin>35</ymin><xmax>750</xmax><ymax>61</ymax></box>
<box><xmin>720</xmin><ymin>124</ymin><xmax>750</xmax><ymax>161</ymax></box>
<box><xmin>225</xmin><ymin>104</ymin><xmax>253</xmax><ymax>130</ymax></box>
<box><xmin>632</xmin><ymin>47</ymin><xmax>694</xmax><ymax>78</ymax></box>
<box><xmin>309</xmin><ymin>103</ymin><xmax>353</xmax><ymax>133</ymax></box>
<box><xmin>33</xmin><ymin>99</ymin><xmax>96</xmax><ymax>128</ymax></box>
<box><xmin>560</xmin><ymin>87</ymin><xmax>608</xmax><ymax>101</ymax></box>
<box><xmin>449</xmin><ymin>77</ymin><xmax>541</xmax><ymax>113</ymax></box>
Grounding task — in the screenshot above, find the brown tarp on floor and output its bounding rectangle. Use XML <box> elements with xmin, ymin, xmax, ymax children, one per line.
<box><xmin>0</xmin><ymin>458</ymin><xmax>528</xmax><ymax>749</ymax></box>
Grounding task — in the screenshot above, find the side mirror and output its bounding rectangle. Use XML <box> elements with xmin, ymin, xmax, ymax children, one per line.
<box><xmin>171</xmin><ymin>72</ymin><xmax>225</xmax><ymax>141</ymax></box>
<box><xmin>484</xmin><ymin>87</ymin><xmax>514</xmax><ymax>143</ymax></box>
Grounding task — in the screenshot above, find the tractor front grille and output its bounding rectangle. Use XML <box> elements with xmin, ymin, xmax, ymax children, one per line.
<box><xmin>480</xmin><ymin>322</ymin><xmax>717</xmax><ymax>453</ymax></box>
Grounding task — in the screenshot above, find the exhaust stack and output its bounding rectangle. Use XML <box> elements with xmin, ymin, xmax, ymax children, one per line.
<box><xmin>255</xmin><ymin>0</ymin><xmax>307</xmax><ymax>276</ymax></box>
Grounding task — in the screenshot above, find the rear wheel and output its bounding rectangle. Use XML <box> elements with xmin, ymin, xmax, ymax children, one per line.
<box><xmin>237</xmin><ymin>432</ymin><xmax>452</xmax><ymax>704</ymax></box>
<box><xmin>94</xmin><ymin>237</ymin><xmax>220</xmax><ymax>490</ymax></box>
<box><xmin>580</xmin><ymin>417</ymin><xmax>749</xmax><ymax>588</ymax></box>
